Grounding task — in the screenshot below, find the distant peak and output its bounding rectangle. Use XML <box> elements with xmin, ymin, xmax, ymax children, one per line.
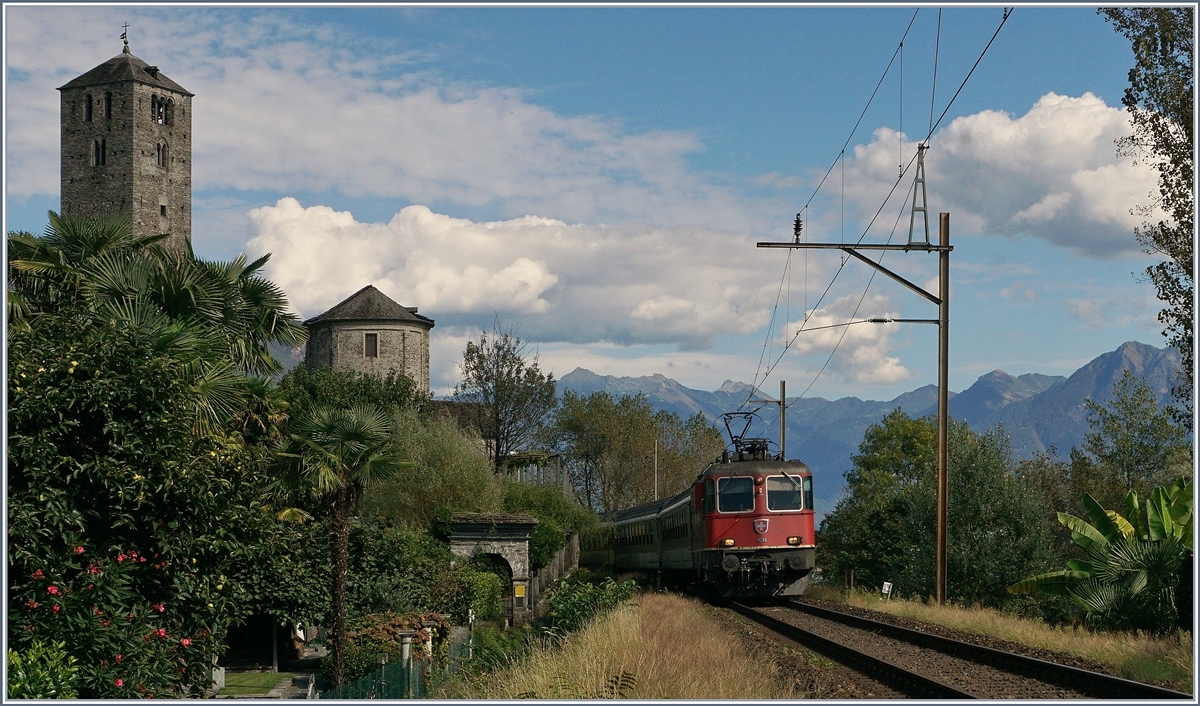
<box><xmin>716</xmin><ymin>379</ymin><xmax>752</xmax><ymax>394</ymax></box>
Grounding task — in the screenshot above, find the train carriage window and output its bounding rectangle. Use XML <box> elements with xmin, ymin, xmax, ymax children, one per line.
<box><xmin>703</xmin><ymin>479</ymin><xmax>715</xmax><ymax>514</ymax></box>
<box><xmin>804</xmin><ymin>476</ymin><xmax>814</xmax><ymax>512</ymax></box>
<box><xmin>767</xmin><ymin>476</ymin><xmax>802</xmax><ymax>511</ymax></box>
<box><xmin>717</xmin><ymin>477</ymin><xmax>754</xmax><ymax>513</ymax></box>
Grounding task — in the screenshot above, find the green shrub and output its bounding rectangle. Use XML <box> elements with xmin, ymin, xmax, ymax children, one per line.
<box><xmin>7</xmin><ymin>640</ymin><xmax>78</xmax><ymax>699</ymax></box>
<box><xmin>459</xmin><ymin>571</ymin><xmax>504</xmax><ymax>622</ymax></box>
<box><xmin>7</xmin><ymin>314</ymin><xmax>272</xmax><ymax>698</ymax></box>
<box><xmin>548</xmin><ymin>577</ymin><xmax>638</xmax><ymax>632</ymax></box>
<box><xmin>364</xmin><ymin>410</ymin><xmax>503</xmax><ymax>527</ymax></box>
<box><xmin>467</xmin><ymin>624</ymin><xmax>542</xmax><ymax>673</ymax></box>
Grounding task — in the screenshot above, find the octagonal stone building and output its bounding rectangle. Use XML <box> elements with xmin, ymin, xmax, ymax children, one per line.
<box><xmin>303</xmin><ymin>285</ymin><xmax>434</xmax><ymax>393</ymax></box>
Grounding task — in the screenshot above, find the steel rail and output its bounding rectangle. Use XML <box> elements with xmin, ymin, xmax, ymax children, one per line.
<box><xmin>792</xmin><ymin>601</ymin><xmax>1192</xmax><ymax>700</ymax></box>
<box><xmin>728</xmin><ymin>602</ymin><xmax>975</xmax><ymax>699</ymax></box>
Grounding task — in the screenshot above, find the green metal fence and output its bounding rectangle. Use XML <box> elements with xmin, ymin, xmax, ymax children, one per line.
<box><xmin>319</xmin><ymin>660</ymin><xmax>425</xmax><ymax>699</ymax></box>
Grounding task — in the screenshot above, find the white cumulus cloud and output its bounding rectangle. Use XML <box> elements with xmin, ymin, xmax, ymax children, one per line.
<box><xmin>246</xmin><ymin>198</ymin><xmax>785</xmax><ymax>351</ymax></box>
<box><xmin>785</xmin><ymin>294</ymin><xmax>912</xmax><ymax>385</ymax></box>
<box><xmin>843</xmin><ymin>92</ymin><xmax>1159</xmax><ymax>257</ymax></box>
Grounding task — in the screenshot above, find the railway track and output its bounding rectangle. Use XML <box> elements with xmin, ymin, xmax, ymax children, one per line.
<box><xmin>728</xmin><ymin>601</ymin><xmax>1192</xmax><ymax>699</ymax></box>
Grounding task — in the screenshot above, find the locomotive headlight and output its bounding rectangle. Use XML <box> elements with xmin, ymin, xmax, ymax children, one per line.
<box><xmin>787</xmin><ymin>536</ymin><xmax>801</xmax><ymax>546</ymax></box>
<box><xmin>721</xmin><ymin>538</ymin><xmax>736</xmax><ymax>547</ymax></box>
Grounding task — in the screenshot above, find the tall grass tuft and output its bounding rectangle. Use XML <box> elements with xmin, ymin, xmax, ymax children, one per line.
<box><xmin>439</xmin><ymin>592</ymin><xmax>794</xmax><ymax>699</ymax></box>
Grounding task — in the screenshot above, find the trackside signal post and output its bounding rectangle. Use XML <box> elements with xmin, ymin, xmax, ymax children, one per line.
<box><xmin>758</xmin><ymin>212</ymin><xmax>952</xmax><ymax>605</ymax></box>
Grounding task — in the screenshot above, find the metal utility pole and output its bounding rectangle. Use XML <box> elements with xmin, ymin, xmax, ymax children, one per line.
<box><xmin>654</xmin><ymin>438</ymin><xmax>658</xmax><ymax>501</ymax></box>
<box><xmin>758</xmin><ymin>212</ymin><xmax>952</xmax><ymax>605</ymax></box>
<box><xmin>779</xmin><ymin>380</ymin><xmax>786</xmax><ymax>461</ymax></box>
<box><xmin>936</xmin><ymin>213</ymin><xmax>949</xmax><ymax>606</ymax></box>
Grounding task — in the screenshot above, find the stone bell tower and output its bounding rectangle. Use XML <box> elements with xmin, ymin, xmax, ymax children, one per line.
<box><xmin>58</xmin><ymin>36</ymin><xmax>193</xmax><ymax>253</ymax></box>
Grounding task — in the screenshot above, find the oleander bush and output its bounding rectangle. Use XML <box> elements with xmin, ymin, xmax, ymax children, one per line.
<box><xmin>7</xmin><ymin>313</ymin><xmax>275</xmax><ymax>697</ymax></box>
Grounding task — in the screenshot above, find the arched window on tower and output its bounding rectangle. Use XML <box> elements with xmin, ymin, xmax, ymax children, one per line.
<box><xmin>155</xmin><ymin>141</ymin><xmax>169</xmax><ymax>168</ymax></box>
<box><xmin>93</xmin><ymin>138</ymin><xmax>106</xmax><ymax>166</ymax></box>
<box><xmin>151</xmin><ymin>95</ymin><xmax>166</xmax><ymax>125</ymax></box>
<box><xmin>165</xmin><ymin>99</ymin><xmax>174</xmax><ymax>126</ymax></box>
<box><xmin>85</xmin><ymin>94</ymin><xmax>93</xmax><ymax>122</ymax></box>
<box><xmin>104</xmin><ymin>92</ymin><xmax>112</xmax><ymax>119</ymax></box>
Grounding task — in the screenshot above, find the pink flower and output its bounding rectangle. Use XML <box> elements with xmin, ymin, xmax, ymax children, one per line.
<box><xmin>116</xmin><ymin>554</ymin><xmax>127</xmax><ymax>563</ymax></box>
<box><xmin>114</xmin><ymin>679</ymin><xmax>124</xmax><ymax>688</ymax></box>
<box><xmin>155</xmin><ymin>628</ymin><xmax>168</xmax><ymax>639</ymax></box>
<box><xmin>52</xmin><ymin>604</ymin><xmax>61</xmax><ymax>614</ymax></box>
<box><xmin>46</xmin><ymin>585</ymin><xmax>60</xmax><ymax>595</ymax></box>
<box><xmin>30</xmin><ymin>569</ymin><xmax>44</xmax><ymax>579</ymax></box>
<box><xmin>180</xmin><ymin>638</ymin><xmax>191</xmax><ymax>648</ymax></box>
<box><xmin>139</xmin><ymin>556</ymin><xmax>147</xmax><ymax>563</ymax></box>
<box><xmin>116</xmin><ymin>654</ymin><xmax>123</xmax><ymax>663</ymax></box>
<box><xmin>75</xmin><ymin>546</ymin><xmax>85</xmax><ymax>554</ymax></box>
<box><xmin>152</xmin><ymin>603</ymin><xmax>165</xmax><ymax>613</ymax></box>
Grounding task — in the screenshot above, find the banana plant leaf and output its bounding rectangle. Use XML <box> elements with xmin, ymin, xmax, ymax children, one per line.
<box><xmin>1122</xmin><ymin>490</ymin><xmax>1146</xmax><ymax>539</ymax></box>
<box><xmin>1107</xmin><ymin>510</ymin><xmax>1136</xmax><ymax>539</ymax></box>
<box><xmin>1082</xmin><ymin>493</ymin><xmax>1124</xmax><ymax>543</ymax></box>
<box><xmin>1007</xmin><ymin>570</ymin><xmax>1090</xmax><ymax>596</ymax></box>
<box><xmin>1057</xmin><ymin>512</ymin><xmax>1108</xmax><ymax>551</ymax></box>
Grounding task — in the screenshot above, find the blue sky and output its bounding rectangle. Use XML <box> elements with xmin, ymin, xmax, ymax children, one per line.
<box><xmin>5</xmin><ymin>4</ymin><xmax>1168</xmax><ymax>404</ymax></box>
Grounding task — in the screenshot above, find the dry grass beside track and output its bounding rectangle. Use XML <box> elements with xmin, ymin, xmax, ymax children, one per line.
<box><xmin>809</xmin><ymin>585</ymin><xmax>1193</xmax><ymax>689</ymax></box>
<box><xmin>443</xmin><ymin>592</ymin><xmax>796</xmax><ymax>699</ymax></box>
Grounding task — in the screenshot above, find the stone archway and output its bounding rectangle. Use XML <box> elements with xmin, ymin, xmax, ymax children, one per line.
<box><xmin>448</xmin><ymin>513</ymin><xmax>538</xmax><ymax>625</ymax></box>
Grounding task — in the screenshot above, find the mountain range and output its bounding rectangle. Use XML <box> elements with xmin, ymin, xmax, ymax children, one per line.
<box><xmin>559</xmin><ymin>341</ymin><xmax>1182</xmax><ymax>512</ymax></box>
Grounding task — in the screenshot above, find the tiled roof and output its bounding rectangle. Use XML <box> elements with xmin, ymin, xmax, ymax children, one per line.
<box><xmin>304</xmin><ymin>285</ymin><xmax>434</xmax><ymax>328</ymax></box>
<box><xmin>59</xmin><ymin>48</ymin><xmax>192</xmax><ymax>95</ymax></box>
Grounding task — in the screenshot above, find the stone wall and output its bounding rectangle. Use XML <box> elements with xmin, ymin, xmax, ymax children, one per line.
<box><xmin>305</xmin><ymin>320</ymin><xmax>431</xmax><ymax>392</ymax></box>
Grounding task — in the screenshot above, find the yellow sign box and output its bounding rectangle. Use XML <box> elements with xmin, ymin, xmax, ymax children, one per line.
<box><xmin>514</xmin><ymin>585</ymin><xmax>526</xmax><ymax>597</ymax></box>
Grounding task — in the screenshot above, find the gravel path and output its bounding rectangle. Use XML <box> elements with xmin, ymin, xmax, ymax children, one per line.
<box><xmin>758</xmin><ymin>604</ymin><xmax>1088</xmax><ymax>698</ymax></box>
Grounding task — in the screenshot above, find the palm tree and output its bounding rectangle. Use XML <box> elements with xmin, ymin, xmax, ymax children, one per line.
<box><xmin>276</xmin><ymin>404</ymin><xmax>409</xmax><ymax>687</ymax></box>
<box><xmin>1009</xmin><ymin>478</ymin><xmax>1192</xmax><ymax>633</ymax></box>
<box><xmin>8</xmin><ymin>210</ymin><xmax>307</xmax><ymax>428</ymax></box>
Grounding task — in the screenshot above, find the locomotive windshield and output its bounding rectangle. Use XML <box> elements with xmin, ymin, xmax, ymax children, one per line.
<box><xmin>766</xmin><ymin>476</ymin><xmax>802</xmax><ymax>510</ymax></box>
<box><xmin>717</xmin><ymin>477</ymin><xmax>754</xmax><ymax>512</ymax></box>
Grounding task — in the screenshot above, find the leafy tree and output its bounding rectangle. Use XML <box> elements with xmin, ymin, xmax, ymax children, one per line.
<box><xmin>274</xmin><ymin>404</ymin><xmax>408</xmax><ymax>687</ymax></box>
<box><xmin>1101</xmin><ymin>8</ymin><xmax>1194</xmax><ymax>424</ymax></box>
<box><xmin>501</xmin><ymin>480</ymin><xmax>600</xmax><ymax>568</ymax></box>
<box><xmin>818</xmin><ymin>411</ymin><xmax>1062</xmax><ymax>607</ymax></box>
<box><xmin>452</xmin><ymin>321</ymin><xmax>557</xmax><ymax>471</ymax></box>
<box><xmin>1009</xmin><ymin>479</ymin><xmax>1192</xmax><ymax>633</ymax></box>
<box><xmin>363</xmin><ymin>408</ymin><xmax>503</xmax><ymax>527</ymax></box>
<box><xmin>7</xmin><ymin>311</ymin><xmax>275</xmax><ymax>697</ymax></box>
<box><xmin>549</xmin><ymin>391</ymin><xmax>724</xmax><ymax>512</ymax></box>
<box><xmin>1067</xmin><ymin>371</ymin><xmax>1191</xmax><ymax>513</ymax></box>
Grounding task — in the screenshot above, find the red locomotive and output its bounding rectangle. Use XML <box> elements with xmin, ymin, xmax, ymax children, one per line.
<box><xmin>594</xmin><ymin>413</ymin><xmax>817</xmax><ymax>598</ymax></box>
